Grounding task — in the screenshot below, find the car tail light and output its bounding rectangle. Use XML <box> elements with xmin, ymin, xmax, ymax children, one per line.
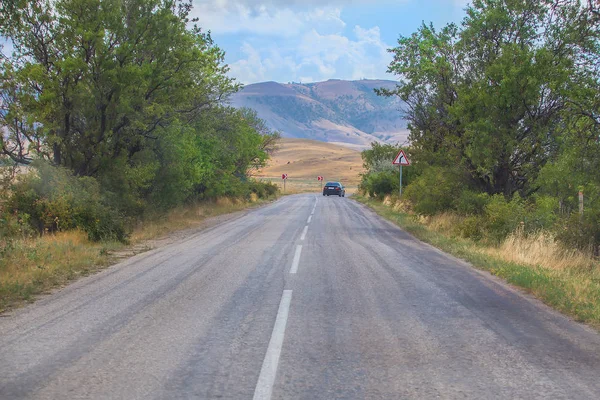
<box><xmin>336</xmin><ymin>187</ymin><xmax>340</xmax><ymax>190</ymax></box>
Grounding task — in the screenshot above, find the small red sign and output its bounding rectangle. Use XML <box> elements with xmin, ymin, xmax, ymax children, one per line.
<box><xmin>282</xmin><ymin>174</ymin><xmax>288</xmax><ymax>180</ymax></box>
<box><xmin>317</xmin><ymin>176</ymin><xmax>323</xmax><ymax>181</ymax></box>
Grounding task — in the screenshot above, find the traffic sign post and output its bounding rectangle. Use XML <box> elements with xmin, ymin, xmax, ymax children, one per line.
<box><xmin>317</xmin><ymin>176</ymin><xmax>323</xmax><ymax>191</ymax></box>
<box><xmin>282</xmin><ymin>173</ymin><xmax>288</xmax><ymax>192</ymax></box>
<box><xmin>392</xmin><ymin>149</ymin><xmax>410</xmax><ymax>196</ymax></box>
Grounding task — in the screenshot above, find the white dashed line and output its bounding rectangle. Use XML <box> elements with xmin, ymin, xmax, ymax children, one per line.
<box><xmin>289</xmin><ymin>245</ymin><xmax>303</xmax><ymax>274</ymax></box>
<box><xmin>253</xmin><ymin>290</ymin><xmax>293</xmax><ymax>400</ymax></box>
<box><xmin>300</xmin><ymin>226</ymin><xmax>308</xmax><ymax>241</ymax></box>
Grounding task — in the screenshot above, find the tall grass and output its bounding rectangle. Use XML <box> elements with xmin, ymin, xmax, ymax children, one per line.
<box><xmin>0</xmin><ymin>231</ymin><xmax>118</xmax><ymax>311</ymax></box>
<box><xmin>386</xmin><ymin>197</ymin><xmax>597</xmax><ymax>272</ymax></box>
<box><xmin>491</xmin><ymin>229</ymin><xmax>595</xmax><ymax>271</ymax></box>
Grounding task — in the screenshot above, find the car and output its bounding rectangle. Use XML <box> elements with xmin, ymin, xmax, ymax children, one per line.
<box><xmin>323</xmin><ymin>182</ymin><xmax>345</xmax><ymax>197</ymax></box>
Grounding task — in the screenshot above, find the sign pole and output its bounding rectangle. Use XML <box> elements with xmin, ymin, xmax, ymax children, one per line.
<box><xmin>393</xmin><ymin>149</ymin><xmax>410</xmax><ymax>197</ymax></box>
<box><xmin>399</xmin><ymin>165</ymin><xmax>403</xmax><ymax>197</ymax></box>
<box><xmin>284</xmin><ymin>178</ymin><xmax>286</xmax><ymax>193</ymax></box>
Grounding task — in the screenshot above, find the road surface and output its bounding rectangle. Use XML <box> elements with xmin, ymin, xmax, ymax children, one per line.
<box><xmin>1</xmin><ymin>194</ymin><xmax>600</xmax><ymax>399</ymax></box>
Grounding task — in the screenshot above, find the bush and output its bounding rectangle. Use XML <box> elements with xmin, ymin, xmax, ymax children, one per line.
<box><xmin>457</xmin><ymin>215</ymin><xmax>485</xmax><ymax>241</ymax></box>
<box><xmin>403</xmin><ymin>166</ymin><xmax>466</xmax><ymax>215</ymax></box>
<box><xmin>7</xmin><ymin>162</ymin><xmax>128</xmax><ymax>242</ymax></box>
<box><xmin>556</xmin><ymin>210</ymin><xmax>600</xmax><ymax>255</ymax></box>
<box><xmin>455</xmin><ymin>190</ymin><xmax>490</xmax><ymax>215</ymax></box>
<box><xmin>359</xmin><ymin>170</ymin><xmax>399</xmax><ymax>199</ymax></box>
<box><xmin>527</xmin><ymin>195</ymin><xmax>559</xmax><ymax>232</ymax></box>
<box><xmin>199</xmin><ymin>174</ymin><xmax>279</xmax><ymax>201</ymax></box>
<box><xmin>483</xmin><ymin>194</ymin><xmax>527</xmax><ymax>243</ymax></box>
<box><xmin>249</xmin><ymin>181</ymin><xmax>278</xmax><ymax>199</ymax></box>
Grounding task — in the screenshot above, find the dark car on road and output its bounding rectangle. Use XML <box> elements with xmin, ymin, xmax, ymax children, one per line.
<box><xmin>323</xmin><ymin>182</ymin><xmax>345</xmax><ymax>197</ymax></box>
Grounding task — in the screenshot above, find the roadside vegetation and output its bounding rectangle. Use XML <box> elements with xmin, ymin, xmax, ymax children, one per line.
<box><xmin>356</xmin><ymin>196</ymin><xmax>600</xmax><ymax>328</ymax></box>
<box><xmin>0</xmin><ymin>195</ymin><xmax>275</xmax><ymax>312</ymax></box>
<box><xmin>358</xmin><ymin>0</ymin><xmax>600</xmax><ymax>326</ymax></box>
<box><xmin>0</xmin><ymin>0</ymin><xmax>279</xmax><ymax>310</ymax></box>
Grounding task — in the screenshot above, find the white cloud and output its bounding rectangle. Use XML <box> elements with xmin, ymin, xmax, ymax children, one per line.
<box><xmin>195</xmin><ymin>0</ymin><xmax>400</xmax><ymax>7</ymax></box>
<box><xmin>193</xmin><ymin>0</ymin><xmax>396</xmax><ymax>83</ymax></box>
<box><xmin>229</xmin><ymin>25</ymin><xmax>393</xmax><ymax>84</ymax></box>
<box><xmin>191</xmin><ymin>2</ymin><xmax>345</xmax><ymax>36</ymax></box>
<box><xmin>229</xmin><ymin>42</ymin><xmax>269</xmax><ymax>82</ymax></box>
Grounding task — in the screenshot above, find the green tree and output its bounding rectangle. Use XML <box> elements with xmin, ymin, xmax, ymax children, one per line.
<box><xmin>381</xmin><ymin>0</ymin><xmax>599</xmax><ymax>198</ymax></box>
<box><xmin>1</xmin><ymin>0</ymin><xmax>237</xmax><ymax>177</ymax></box>
<box><xmin>1</xmin><ymin>0</ymin><xmax>281</xmax><ymax>237</ymax></box>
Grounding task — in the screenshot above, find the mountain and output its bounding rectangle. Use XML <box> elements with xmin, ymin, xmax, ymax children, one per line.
<box><xmin>229</xmin><ymin>79</ymin><xmax>409</xmax><ymax>148</ymax></box>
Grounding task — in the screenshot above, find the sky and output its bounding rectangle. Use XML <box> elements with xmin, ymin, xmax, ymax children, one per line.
<box><xmin>191</xmin><ymin>0</ymin><xmax>471</xmax><ymax>84</ymax></box>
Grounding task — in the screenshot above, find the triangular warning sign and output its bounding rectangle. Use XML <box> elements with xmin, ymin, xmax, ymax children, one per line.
<box><xmin>393</xmin><ymin>149</ymin><xmax>410</xmax><ymax>166</ymax></box>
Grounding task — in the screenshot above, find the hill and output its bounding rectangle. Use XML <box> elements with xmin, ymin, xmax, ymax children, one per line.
<box><xmin>230</xmin><ymin>79</ymin><xmax>408</xmax><ymax>148</ymax></box>
<box><xmin>255</xmin><ymin>138</ymin><xmax>364</xmax><ymax>193</ymax></box>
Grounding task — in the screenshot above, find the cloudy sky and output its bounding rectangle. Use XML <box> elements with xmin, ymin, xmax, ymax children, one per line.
<box><xmin>192</xmin><ymin>0</ymin><xmax>470</xmax><ymax>84</ymax></box>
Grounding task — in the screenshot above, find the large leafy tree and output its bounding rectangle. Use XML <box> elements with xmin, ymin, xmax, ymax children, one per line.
<box><xmin>381</xmin><ymin>0</ymin><xmax>599</xmax><ymax>198</ymax></box>
<box><xmin>1</xmin><ymin>0</ymin><xmax>280</xmax><ymax>218</ymax></box>
<box><xmin>1</xmin><ymin>0</ymin><xmax>237</xmax><ymax>177</ymax></box>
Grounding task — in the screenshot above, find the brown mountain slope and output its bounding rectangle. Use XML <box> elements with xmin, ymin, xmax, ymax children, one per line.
<box><xmin>230</xmin><ymin>79</ymin><xmax>409</xmax><ymax>148</ymax></box>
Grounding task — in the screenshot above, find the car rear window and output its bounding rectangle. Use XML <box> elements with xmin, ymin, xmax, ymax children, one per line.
<box><xmin>325</xmin><ymin>182</ymin><xmax>339</xmax><ymax>186</ymax></box>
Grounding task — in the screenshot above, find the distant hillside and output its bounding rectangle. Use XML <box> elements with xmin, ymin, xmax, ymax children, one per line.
<box><xmin>230</xmin><ymin>79</ymin><xmax>409</xmax><ymax>148</ymax></box>
<box><xmin>255</xmin><ymin>138</ymin><xmax>364</xmax><ymax>193</ymax></box>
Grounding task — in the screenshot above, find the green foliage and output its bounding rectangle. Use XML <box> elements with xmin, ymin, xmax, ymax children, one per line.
<box><xmin>456</xmin><ymin>215</ymin><xmax>485</xmax><ymax>241</ymax></box>
<box><xmin>360</xmin><ymin>170</ymin><xmax>399</xmax><ymax>200</ymax></box>
<box><xmin>483</xmin><ymin>195</ymin><xmax>527</xmax><ymax>243</ymax></box>
<box><xmin>359</xmin><ymin>142</ymin><xmax>421</xmax><ymax>200</ymax></box>
<box><xmin>6</xmin><ymin>162</ymin><xmax>127</xmax><ymax>242</ymax></box>
<box><xmin>379</xmin><ymin>0</ymin><xmax>600</xmax><ymax>251</ymax></box>
<box><xmin>557</xmin><ymin>210</ymin><xmax>600</xmax><ymax>254</ymax></box>
<box><xmin>381</xmin><ymin>0</ymin><xmax>599</xmax><ymax>197</ymax></box>
<box><xmin>248</xmin><ymin>181</ymin><xmax>279</xmax><ymax>199</ymax></box>
<box><xmin>0</xmin><ymin>1</ymin><xmax>280</xmax><ymax>242</ymax></box>
<box><xmin>455</xmin><ymin>190</ymin><xmax>489</xmax><ymax>215</ymax></box>
<box><xmin>403</xmin><ymin>166</ymin><xmax>468</xmax><ymax>215</ymax></box>
<box><xmin>361</xmin><ymin>142</ymin><xmax>401</xmax><ymax>171</ymax></box>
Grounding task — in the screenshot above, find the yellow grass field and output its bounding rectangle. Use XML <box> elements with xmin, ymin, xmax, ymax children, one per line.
<box><xmin>255</xmin><ymin>138</ymin><xmax>364</xmax><ymax>193</ymax></box>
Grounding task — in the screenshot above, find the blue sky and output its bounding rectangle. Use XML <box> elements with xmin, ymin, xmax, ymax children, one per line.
<box><xmin>192</xmin><ymin>0</ymin><xmax>470</xmax><ymax>84</ymax></box>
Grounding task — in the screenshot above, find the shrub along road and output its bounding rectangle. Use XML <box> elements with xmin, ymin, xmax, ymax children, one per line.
<box><xmin>1</xmin><ymin>194</ymin><xmax>599</xmax><ymax>399</ymax></box>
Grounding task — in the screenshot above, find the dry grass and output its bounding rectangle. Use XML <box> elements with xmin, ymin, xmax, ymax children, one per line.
<box><xmin>0</xmin><ymin>231</ymin><xmax>117</xmax><ymax>311</ymax></box>
<box><xmin>130</xmin><ymin>197</ymin><xmax>268</xmax><ymax>242</ymax></box>
<box><xmin>256</xmin><ymin>138</ymin><xmax>364</xmax><ymax>193</ymax></box>
<box><xmin>0</xmin><ymin>196</ymin><xmax>274</xmax><ymax>312</ymax></box>
<box><xmin>490</xmin><ymin>230</ymin><xmax>596</xmax><ymax>271</ymax></box>
<box><xmin>393</xmin><ymin>203</ymin><xmax>597</xmax><ymax>272</ymax></box>
<box><xmin>418</xmin><ymin>211</ymin><xmax>596</xmax><ymax>272</ymax></box>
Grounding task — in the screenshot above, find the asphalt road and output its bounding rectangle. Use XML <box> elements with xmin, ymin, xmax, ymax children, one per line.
<box><xmin>1</xmin><ymin>194</ymin><xmax>600</xmax><ymax>399</ymax></box>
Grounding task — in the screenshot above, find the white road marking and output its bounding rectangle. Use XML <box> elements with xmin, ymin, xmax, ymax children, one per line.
<box><xmin>289</xmin><ymin>245</ymin><xmax>302</xmax><ymax>274</ymax></box>
<box><xmin>253</xmin><ymin>290</ymin><xmax>293</xmax><ymax>400</ymax></box>
<box><xmin>300</xmin><ymin>225</ymin><xmax>308</xmax><ymax>241</ymax></box>
<box><xmin>307</xmin><ymin>215</ymin><xmax>312</xmax><ymax>224</ymax></box>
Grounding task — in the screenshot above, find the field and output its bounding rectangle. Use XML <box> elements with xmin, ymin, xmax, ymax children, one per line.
<box><xmin>255</xmin><ymin>138</ymin><xmax>364</xmax><ymax>193</ymax></box>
